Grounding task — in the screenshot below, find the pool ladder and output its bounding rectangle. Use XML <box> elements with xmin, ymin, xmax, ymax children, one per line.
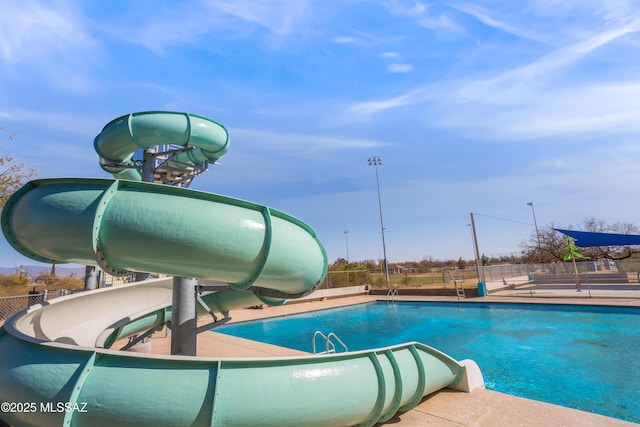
<box><xmin>386</xmin><ymin>288</ymin><xmax>398</xmax><ymax>303</ymax></box>
<box><xmin>312</xmin><ymin>331</ymin><xmax>348</xmax><ymax>354</ymax></box>
<box><xmin>447</xmin><ymin>271</ymin><xmax>465</xmax><ymax>299</ymax></box>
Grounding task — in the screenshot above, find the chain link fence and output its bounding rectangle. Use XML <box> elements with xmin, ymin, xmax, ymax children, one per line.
<box><xmin>479</xmin><ymin>259</ymin><xmax>640</xmax><ymax>297</ymax></box>
<box><xmin>3</xmin><ymin>259</ymin><xmax>637</xmax><ymax>323</ymax></box>
<box><xmin>325</xmin><ymin>268</ymin><xmax>480</xmax><ymax>289</ymax></box>
<box><xmin>327</xmin><ymin>259</ymin><xmax>640</xmax><ymax>292</ymax></box>
<box><xmin>321</xmin><ymin>270</ymin><xmax>369</xmax><ymax>289</ymax></box>
<box><xmin>481</xmin><ymin>259</ymin><xmax>638</xmax><ymax>284</ymax></box>
<box><xmin>0</xmin><ymin>290</ymin><xmax>71</xmax><ymax>325</ymax></box>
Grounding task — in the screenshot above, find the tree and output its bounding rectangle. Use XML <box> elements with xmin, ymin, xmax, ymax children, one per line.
<box><xmin>0</xmin><ymin>128</ymin><xmax>37</xmax><ymax>208</ymax></box>
<box><xmin>481</xmin><ymin>253</ymin><xmax>490</xmax><ymax>266</ymax></box>
<box><xmin>579</xmin><ymin>217</ymin><xmax>640</xmax><ymax>260</ymax></box>
<box><xmin>521</xmin><ymin>223</ymin><xmax>567</xmax><ymax>262</ymax></box>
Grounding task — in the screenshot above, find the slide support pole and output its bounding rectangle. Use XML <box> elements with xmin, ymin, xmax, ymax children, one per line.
<box><xmin>84</xmin><ymin>266</ymin><xmax>97</xmax><ymax>291</ymax></box>
<box><xmin>135</xmin><ymin>148</ymin><xmax>156</xmax><ymax>282</ymax></box>
<box><xmin>170</xmin><ymin>276</ymin><xmax>197</xmax><ymax>356</ymax></box>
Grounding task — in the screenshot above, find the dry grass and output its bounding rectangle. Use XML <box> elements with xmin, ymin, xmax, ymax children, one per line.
<box><xmin>0</xmin><ymin>274</ymin><xmax>84</xmax><ymax>297</ymax></box>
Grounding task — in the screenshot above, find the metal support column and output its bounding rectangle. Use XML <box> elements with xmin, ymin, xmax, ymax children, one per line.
<box><xmin>141</xmin><ymin>148</ymin><xmax>157</xmax><ymax>182</ymax></box>
<box><xmin>170</xmin><ymin>276</ymin><xmax>197</xmax><ymax>356</ymax></box>
<box><xmin>84</xmin><ymin>266</ymin><xmax>97</xmax><ymax>291</ymax></box>
<box><xmin>135</xmin><ymin>148</ymin><xmax>156</xmax><ymax>282</ymax></box>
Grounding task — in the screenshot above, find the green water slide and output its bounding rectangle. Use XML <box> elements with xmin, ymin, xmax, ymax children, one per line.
<box><xmin>1</xmin><ymin>177</ymin><xmax>327</xmax><ymax>300</ymax></box>
<box><xmin>94</xmin><ymin>111</ymin><xmax>230</xmax><ymax>181</ymax></box>
<box><xmin>0</xmin><ymin>111</ymin><xmax>483</xmax><ymax>426</ymax></box>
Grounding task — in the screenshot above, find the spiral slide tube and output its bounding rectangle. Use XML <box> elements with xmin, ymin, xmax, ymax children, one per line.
<box><xmin>1</xmin><ymin>178</ymin><xmax>327</xmax><ymax>299</ymax></box>
<box><xmin>0</xmin><ymin>111</ymin><xmax>483</xmax><ymax>426</ymax></box>
<box><xmin>94</xmin><ymin>111</ymin><xmax>230</xmax><ymax>181</ymax></box>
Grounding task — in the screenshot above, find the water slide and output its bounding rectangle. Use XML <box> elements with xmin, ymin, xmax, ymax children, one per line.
<box><xmin>0</xmin><ymin>111</ymin><xmax>483</xmax><ymax>426</ymax></box>
<box><xmin>94</xmin><ymin>111</ymin><xmax>230</xmax><ymax>181</ymax></box>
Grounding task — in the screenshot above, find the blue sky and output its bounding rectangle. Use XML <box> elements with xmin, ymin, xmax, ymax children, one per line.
<box><xmin>1</xmin><ymin>0</ymin><xmax>640</xmax><ymax>269</ymax></box>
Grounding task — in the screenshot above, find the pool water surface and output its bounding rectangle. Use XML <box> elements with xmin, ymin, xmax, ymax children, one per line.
<box><xmin>216</xmin><ymin>301</ymin><xmax>640</xmax><ymax>423</ymax></box>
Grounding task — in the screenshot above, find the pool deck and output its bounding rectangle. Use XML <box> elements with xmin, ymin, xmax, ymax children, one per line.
<box><xmin>145</xmin><ymin>292</ymin><xmax>638</xmax><ymax>426</ymax></box>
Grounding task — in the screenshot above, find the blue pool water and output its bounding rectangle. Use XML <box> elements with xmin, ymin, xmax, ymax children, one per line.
<box><xmin>216</xmin><ymin>301</ymin><xmax>640</xmax><ymax>423</ymax></box>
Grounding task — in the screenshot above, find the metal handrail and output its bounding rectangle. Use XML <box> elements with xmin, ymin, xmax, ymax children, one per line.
<box><xmin>386</xmin><ymin>288</ymin><xmax>398</xmax><ymax>303</ymax></box>
<box><xmin>312</xmin><ymin>331</ymin><xmax>348</xmax><ymax>354</ymax></box>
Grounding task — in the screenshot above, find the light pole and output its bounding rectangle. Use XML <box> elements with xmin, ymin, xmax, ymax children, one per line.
<box><xmin>527</xmin><ymin>202</ymin><xmax>541</xmax><ymax>249</ymax></box>
<box><xmin>469</xmin><ymin>213</ymin><xmax>484</xmax><ymax>284</ymax></box>
<box><xmin>343</xmin><ymin>229</ymin><xmax>350</xmax><ymax>262</ymax></box>
<box><xmin>368</xmin><ymin>156</ymin><xmax>390</xmax><ymax>287</ymax></box>
<box><xmin>467</xmin><ymin>224</ymin><xmax>477</xmax><ymax>261</ymax></box>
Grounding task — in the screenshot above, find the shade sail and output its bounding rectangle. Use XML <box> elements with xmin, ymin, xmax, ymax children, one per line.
<box><xmin>555</xmin><ymin>228</ymin><xmax>640</xmax><ymax>247</ymax></box>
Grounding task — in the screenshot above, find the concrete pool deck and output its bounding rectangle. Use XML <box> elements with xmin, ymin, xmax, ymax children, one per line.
<box><xmin>143</xmin><ymin>292</ymin><xmax>638</xmax><ymax>426</ymax></box>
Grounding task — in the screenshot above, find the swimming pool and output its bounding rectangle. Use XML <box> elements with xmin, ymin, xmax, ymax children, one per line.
<box><xmin>216</xmin><ymin>301</ymin><xmax>640</xmax><ymax>423</ymax></box>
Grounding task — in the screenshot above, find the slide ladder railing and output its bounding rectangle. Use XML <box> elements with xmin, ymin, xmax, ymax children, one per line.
<box><xmin>386</xmin><ymin>288</ymin><xmax>398</xmax><ymax>303</ymax></box>
<box><xmin>152</xmin><ymin>144</ymin><xmax>209</xmax><ymax>187</ymax></box>
<box><xmin>312</xmin><ymin>331</ymin><xmax>348</xmax><ymax>354</ymax></box>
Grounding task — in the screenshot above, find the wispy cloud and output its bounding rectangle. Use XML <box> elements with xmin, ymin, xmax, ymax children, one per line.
<box><xmin>0</xmin><ymin>0</ymin><xmax>97</xmax><ymax>64</ymax></box>
<box><xmin>487</xmin><ymin>82</ymin><xmax>640</xmax><ymax>139</ymax></box>
<box><xmin>0</xmin><ymin>108</ymin><xmax>103</xmax><ymax>138</ymax></box>
<box><xmin>230</xmin><ymin>128</ymin><xmax>390</xmax><ymax>158</ymax></box>
<box><xmin>380</xmin><ymin>52</ymin><xmax>400</xmax><ymax>60</ymax></box>
<box><xmin>451</xmin><ymin>3</ymin><xmax>548</xmax><ymax>43</ymax></box>
<box><xmin>345</xmin><ymin>87</ymin><xmax>429</xmax><ymax>117</ymax></box>
<box><xmin>204</xmin><ymin>0</ymin><xmax>315</xmax><ymax>36</ymax></box>
<box><xmin>107</xmin><ymin>0</ymin><xmax>320</xmax><ymax>52</ymax></box>
<box><xmin>0</xmin><ymin>0</ymin><xmax>100</xmax><ymax>91</ymax></box>
<box><xmin>416</xmin><ymin>12</ymin><xmax>464</xmax><ymax>35</ymax></box>
<box><xmin>387</xmin><ymin>63</ymin><xmax>414</xmax><ymax>73</ymax></box>
<box><xmin>332</xmin><ymin>36</ymin><xmax>360</xmax><ymax>45</ymax></box>
<box><xmin>379</xmin><ymin>51</ymin><xmax>414</xmax><ymax>73</ymax></box>
<box><xmin>345</xmin><ymin>6</ymin><xmax>640</xmax><ymax>139</ymax></box>
<box><xmin>439</xmin><ymin>22</ymin><xmax>640</xmax><ymax>108</ymax></box>
<box><xmin>380</xmin><ymin>0</ymin><xmax>464</xmax><ymax>35</ymax></box>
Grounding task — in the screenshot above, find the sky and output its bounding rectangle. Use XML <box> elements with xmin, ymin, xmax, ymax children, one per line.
<box><xmin>1</xmin><ymin>0</ymin><xmax>640</xmax><ymax>269</ymax></box>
